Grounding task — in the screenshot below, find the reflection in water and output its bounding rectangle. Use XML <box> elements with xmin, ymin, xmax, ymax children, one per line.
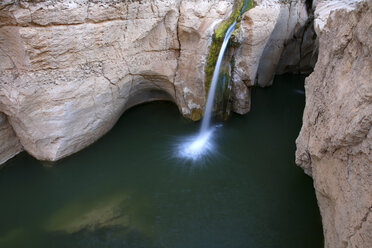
<box><xmin>46</xmin><ymin>194</ymin><xmax>130</xmax><ymax>234</ymax></box>
<box><xmin>0</xmin><ymin>75</ymin><xmax>323</xmax><ymax>248</ymax></box>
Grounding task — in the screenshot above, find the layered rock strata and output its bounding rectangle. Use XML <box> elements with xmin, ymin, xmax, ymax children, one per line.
<box><xmin>296</xmin><ymin>1</ymin><xmax>372</xmax><ymax>247</ymax></box>
<box><xmin>0</xmin><ymin>0</ymin><xmax>311</xmax><ymax>163</ymax></box>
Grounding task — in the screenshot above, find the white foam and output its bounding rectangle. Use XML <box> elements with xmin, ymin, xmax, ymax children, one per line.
<box><xmin>177</xmin><ymin>129</ymin><xmax>215</xmax><ymax>161</ymax></box>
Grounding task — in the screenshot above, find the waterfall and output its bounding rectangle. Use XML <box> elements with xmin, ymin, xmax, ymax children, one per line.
<box><xmin>177</xmin><ymin>1</ymin><xmax>250</xmax><ymax>160</ymax></box>
<box><xmin>178</xmin><ymin>21</ymin><xmax>237</xmax><ymax>160</ymax></box>
<box><xmin>200</xmin><ymin>21</ymin><xmax>237</xmax><ymax>134</ymax></box>
<box><xmin>200</xmin><ymin>0</ymin><xmax>249</xmax><ymax>133</ymax></box>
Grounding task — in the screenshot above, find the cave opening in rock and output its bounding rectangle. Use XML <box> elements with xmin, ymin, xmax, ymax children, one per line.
<box><xmin>124</xmin><ymin>88</ymin><xmax>175</xmax><ymax>111</ymax></box>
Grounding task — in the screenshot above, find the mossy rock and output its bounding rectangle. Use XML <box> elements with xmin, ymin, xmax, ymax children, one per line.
<box><xmin>204</xmin><ymin>0</ymin><xmax>255</xmax><ymax>94</ymax></box>
<box><xmin>213</xmin><ymin>70</ymin><xmax>231</xmax><ymax>120</ymax></box>
<box><xmin>191</xmin><ymin>108</ymin><xmax>203</xmax><ymax>121</ymax></box>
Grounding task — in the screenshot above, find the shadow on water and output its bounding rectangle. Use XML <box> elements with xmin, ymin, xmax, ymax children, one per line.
<box><xmin>0</xmin><ymin>74</ymin><xmax>323</xmax><ymax>248</ymax></box>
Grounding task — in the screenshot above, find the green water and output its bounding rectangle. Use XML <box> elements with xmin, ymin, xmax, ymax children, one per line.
<box><xmin>0</xmin><ymin>74</ymin><xmax>323</xmax><ymax>248</ymax></box>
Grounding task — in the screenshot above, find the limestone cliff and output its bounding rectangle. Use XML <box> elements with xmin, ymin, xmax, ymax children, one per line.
<box><xmin>0</xmin><ymin>1</ymin><xmax>371</xmax><ymax>248</ymax></box>
<box><xmin>0</xmin><ymin>0</ymin><xmax>236</xmax><ymax>162</ymax></box>
<box><xmin>231</xmin><ymin>0</ymin><xmax>311</xmax><ymax>114</ymax></box>
<box><xmin>296</xmin><ymin>1</ymin><xmax>372</xmax><ymax>247</ymax></box>
<box><xmin>0</xmin><ymin>0</ymin><xmax>309</xmax><ymax>163</ymax></box>
<box><xmin>0</xmin><ymin>0</ymin><xmax>185</xmax><ymax>162</ymax></box>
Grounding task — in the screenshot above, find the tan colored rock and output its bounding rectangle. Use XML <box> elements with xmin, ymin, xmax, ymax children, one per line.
<box><xmin>233</xmin><ymin>1</ymin><xmax>280</xmax><ymax>87</ymax></box>
<box><xmin>0</xmin><ymin>0</ymin><xmax>323</xmax><ymax>165</ymax></box>
<box><xmin>0</xmin><ymin>0</ymin><xmax>182</xmax><ymax>161</ymax></box>
<box><xmin>231</xmin><ymin>0</ymin><xmax>280</xmax><ymax>114</ymax></box>
<box><xmin>231</xmin><ymin>0</ymin><xmax>310</xmax><ymax>114</ymax></box>
<box><xmin>0</xmin><ymin>112</ymin><xmax>22</xmax><ymax>165</ymax></box>
<box><xmin>296</xmin><ymin>2</ymin><xmax>372</xmax><ymax>247</ymax></box>
<box><xmin>0</xmin><ymin>0</ymin><xmax>235</xmax><ymax>162</ymax></box>
<box><xmin>175</xmin><ymin>0</ymin><xmax>233</xmax><ymax>118</ymax></box>
<box><xmin>254</xmin><ymin>0</ymin><xmax>308</xmax><ymax>87</ymax></box>
<box><xmin>313</xmin><ymin>0</ymin><xmax>365</xmax><ymax>35</ymax></box>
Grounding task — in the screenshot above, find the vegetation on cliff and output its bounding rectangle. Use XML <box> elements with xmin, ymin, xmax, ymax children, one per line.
<box><xmin>204</xmin><ymin>0</ymin><xmax>254</xmax><ymax>94</ymax></box>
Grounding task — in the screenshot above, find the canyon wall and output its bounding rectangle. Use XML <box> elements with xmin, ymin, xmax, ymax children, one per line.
<box><xmin>1</xmin><ymin>1</ymin><xmax>371</xmax><ymax>248</ymax></box>
<box><xmin>0</xmin><ymin>0</ymin><xmax>184</xmax><ymax>162</ymax></box>
<box><xmin>0</xmin><ymin>0</ymin><xmax>236</xmax><ymax>162</ymax></box>
<box><xmin>296</xmin><ymin>1</ymin><xmax>372</xmax><ymax>247</ymax></box>
<box><xmin>0</xmin><ymin>0</ymin><xmax>309</xmax><ymax>163</ymax></box>
<box><xmin>231</xmin><ymin>0</ymin><xmax>310</xmax><ymax>114</ymax></box>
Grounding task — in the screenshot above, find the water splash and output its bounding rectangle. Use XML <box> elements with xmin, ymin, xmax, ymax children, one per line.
<box><xmin>177</xmin><ymin>129</ymin><xmax>215</xmax><ymax>161</ymax></box>
<box><xmin>177</xmin><ymin>0</ymin><xmax>251</xmax><ymax>161</ymax></box>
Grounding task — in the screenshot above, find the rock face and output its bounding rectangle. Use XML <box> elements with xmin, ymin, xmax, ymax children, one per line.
<box><xmin>296</xmin><ymin>1</ymin><xmax>372</xmax><ymax>247</ymax></box>
<box><xmin>174</xmin><ymin>0</ymin><xmax>234</xmax><ymax>119</ymax></box>
<box><xmin>231</xmin><ymin>0</ymin><xmax>313</xmax><ymax>114</ymax></box>
<box><xmin>0</xmin><ymin>0</ymin><xmax>236</xmax><ymax>162</ymax></box>
<box><xmin>0</xmin><ymin>112</ymin><xmax>22</xmax><ymax>165</ymax></box>
<box><xmin>0</xmin><ymin>0</ymin><xmax>311</xmax><ymax>163</ymax></box>
<box><xmin>231</xmin><ymin>0</ymin><xmax>282</xmax><ymax>114</ymax></box>
<box><xmin>1</xmin><ymin>1</ymin><xmax>371</xmax><ymax>248</ymax></box>
<box><xmin>0</xmin><ymin>0</ymin><xmax>184</xmax><ymax>161</ymax></box>
<box><xmin>254</xmin><ymin>0</ymin><xmax>309</xmax><ymax>87</ymax></box>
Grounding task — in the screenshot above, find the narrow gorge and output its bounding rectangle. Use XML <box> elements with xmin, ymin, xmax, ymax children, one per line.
<box><xmin>0</xmin><ymin>0</ymin><xmax>371</xmax><ymax>247</ymax></box>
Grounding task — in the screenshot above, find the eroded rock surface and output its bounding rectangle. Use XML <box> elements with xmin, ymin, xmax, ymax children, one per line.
<box><xmin>0</xmin><ymin>0</ymin><xmax>318</xmax><ymax>163</ymax></box>
<box><xmin>296</xmin><ymin>2</ymin><xmax>372</xmax><ymax>247</ymax></box>
<box><xmin>175</xmin><ymin>0</ymin><xmax>234</xmax><ymax>119</ymax></box>
<box><xmin>0</xmin><ymin>0</ymin><xmax>183</xmax><ymax>161</ymax></box>
<box><xmin>1</xmin><ymin>1</ymin><xmax>371</xmax><ymax>248</ymax></box>
<box><xmin>231</xmin><ymin>0</ymin><xmax>312</xmax><ymax>114</ymax></box>
<box><xmin>1</xmin><ymin>0</ymin><xmax>309</xmax><ymax>162</ymax></box>
<box><xmin>0</xmin><ymin>0</ymin><xmax>237</xmax><ymax>161</ymax></box>
<box><xmin>313</xmin><ymin>0</ymin><xmax>365</xmax><ymax>34</ymax></box>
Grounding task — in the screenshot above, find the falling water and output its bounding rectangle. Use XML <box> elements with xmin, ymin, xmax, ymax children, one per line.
<box><xmin>200</xmin><ymin>21</ymin><xmax>237</xmax><ymax>134</ymax></box>
<box><xmin>178</xmin><ymin>1</ymin><xmax>250</xmax><ymax>160</ymax></box>
<box><xmin>178</xmin><ymin>21</ymin><xmax>237</xmax><ymax>159</ymax></box>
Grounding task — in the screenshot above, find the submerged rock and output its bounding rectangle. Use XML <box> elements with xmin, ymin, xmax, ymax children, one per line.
<box><xmin>296</xmin><ymin>1</ymin><xmax>372</xmax><ymax>247</ymax></box>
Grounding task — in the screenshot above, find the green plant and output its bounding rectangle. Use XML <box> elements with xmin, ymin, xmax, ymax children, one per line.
<box><xmin>204</xmin><ymin>0</ymin><xmax>255</xmax><ymax>94</ymax></box>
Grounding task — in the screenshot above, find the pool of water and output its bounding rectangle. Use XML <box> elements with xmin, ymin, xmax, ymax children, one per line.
<box><xmin>0</xmin><ymin>74</ymin><xmax>323</xmax><ymax>248</ymax></box>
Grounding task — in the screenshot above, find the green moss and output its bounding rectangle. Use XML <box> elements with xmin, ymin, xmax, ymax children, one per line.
<box><xmin>241</xmin><ymin>0</ymin><xmax>255</xmax><ymax>14</ymax></box>
<box><xmin>204</xmin><ymin>0</ymin><xmax>255</xmax><ymax>94</ymax></box>
<box><xmin>191</xmin><ymin>108</ymin><xmax>203</xmax><ymax>121</ymax></box>
<box><xmin>232</xmin><ymin>0</ymin><xmax>256</xmax><ymax>39</ymax></box>
<box><xmin>214</xmin><ymin>0</ymin><xmax>243</xmax><ymax>40</ymax></box>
